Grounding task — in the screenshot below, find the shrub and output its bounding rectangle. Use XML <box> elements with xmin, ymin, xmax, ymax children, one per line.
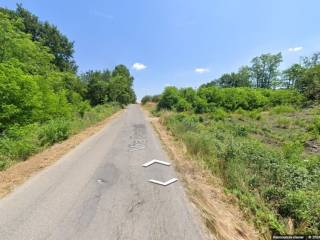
<box><xmin>233</xmin><ymin>125</ymin><xmax>248</xmax><ymax>137</ymax></box>
<box><xmin>0</xmin><ymin>124</ymin><xmax>40</xmax><ymax>169</ymax></box>
<box><xmin>193</xmin><ymin>97</ymin><xmax>208</xmax><ymax>113</ymax></box>
<box><xmin>310</xmin><ymin>117</ymin><xmax>320</xmax><ymax>136</ymax></box>
<box><xmin>151</xmin><ymin>95</ymin><xmax>161</xmax><ymax>102</ymax></box>
<box><xmin>141</xmin><ymin>95</ymin><xmax>152</xmax><ymax>105</ymax></box>
<box><xmin>276</xmin><ymin>117</ymin><xmax>292</xmax><ymax>128</ymax></box>
<box><xmin>209</xmin><ymin>108</ymin><xmax>227</xmax><ymax>121</ymax></box>
<box><xmin>271</xmin><ymin>105</ymin><xmax>296</xmax><ymax>114</ymax></box>
<box><xmin>296</xmin><ymin>65</ymin><xmax>320</xmax><ymax>101</ymax></box>
<box><xmin>157</xmin><ymin>86</ymin><xmax>303</xmax><ymax>114</ymax></box>
<box><xmin>282</xmin><ymin>141</ymin><xmax>304</xmax><ymax>163</ymax></box>
<box><xmin>175</xmin><ymin>98</ymin><xmax>192</xmax><ymax>112</ymax></box>
<box><xmin>267</xmin><ymin>89</ymin><xmax>304</xmax><ymax>107</ymax></box>
<box><xmin>39</xmin><ymin>119</ymin><xmax>71</xmax><ymax>146</ymax></box>
<box><xmin>248</xmin><ymin>109</ymin><xmax>262</xmax><ymax>120</ymax></box>
<box><xmin>279</xmin><ymin>191</ymin><xmax>320</xmax><ymax>232</ymax></box>
<box><xmin>157</xmin><ymin>86</ymin><xmax>180</xmax><ymax>110</ymax></box>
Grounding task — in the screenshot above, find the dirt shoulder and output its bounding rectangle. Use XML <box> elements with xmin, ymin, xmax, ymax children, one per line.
<box><xmin>142</xmin><ymin>106</ymin><xmax>259</xmax><ymax>240</ymax></box>
<box><xmin>0</xmin><ymin>110</ymin><xmax>124</xmax><ymax>199</ymax></box>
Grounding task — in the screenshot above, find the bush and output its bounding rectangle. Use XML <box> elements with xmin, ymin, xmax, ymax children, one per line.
<box><xmin>296</xmin><ymin>65</ymin><xmax>320</xmax><ymax>101</ymax></box>
<box><xmin>267</xmin><ymin>89</ymin><xmax>304</xmax><ymax>107</ymax></box>
<box><xmin>141</xmin><ymin>95</ymin><xmax>152</xmax><ymax>105</ymax></box>
<box><xmin>151</xmin><ymin>95</ymin><xmax>161</xmax><ymax>102</ymax></box>
<box><xmin>279</xmin><ymin>191</ymin><xmax>320</xmax><ymax>232</ymax></box>
<box><xmin>175</xmin><ymin>98</ymin><xmax>192</xmax><ymax>112</ymax></box>
<box><xmin>157</xmin><ymin>86</ymin><xmax>180</xmax><ymax>110</ymax></box>
<box><xmin>276</xmin><ymin>117</ymin><xmax>292</xmax><ymax>128</ymax></box>
<box><xmin>0</xmin><ymin>124</ymin><xmax>40</xmax><ymax>163</ymax></box>
<box><xmin>282</xmin><ymin>141</ymin><xmax>304</xmax><ymax>163</ymax></box>
<box><xmin>157</xmin><ymin>86</ymin><xmax>303</xmax><ymax>114</ymax></box>
<box><xmin>271</xmin><ymin>105</ymin><xmax>296</xmax><ymax>114</ymax></box>
<box><xmin>247</xmin><ymin>109</ymin><xmax>262</xmax><ymax>120</ymax></box>
<box><xmin>233</xmin><ymin>125</ymin><xmax>249</xmax><ymax>137</ymax></box>
<box><xmin>193</xmin><ymin>97</ymin><xmax>208</xmax><ymax>113</ymax></box>
<box><xmin>310</xmin><ymin>117</ymin><xmax>320</xmax><ymax>136</ymax></box>
<box><xmin>209</xmin><ymin>108</ymin><xmax>227</xmax><ymax>121</ymax></box>
<box><xmin>39</xmin><ymin>119</ymin><xmax>71</xmax><ymax>146</ymax></box>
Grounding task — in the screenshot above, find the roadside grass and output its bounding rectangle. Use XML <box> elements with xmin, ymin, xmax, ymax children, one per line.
<box><xmin>0</xmin><ymin>104</ymin><xmax>120</xmax><ymax>170</ymax></box>
<box><xmin>157</xmin><ymin>105</ymin><xmax>320</xmax><ymax>237</ymax></box>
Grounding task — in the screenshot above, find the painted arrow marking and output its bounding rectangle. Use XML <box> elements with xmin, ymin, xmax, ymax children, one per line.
<box><xmin>148</xmin><ymin>178</ymin><xmax>178</xmax><ymax>186</ymax></box>
<box><xmin>142</xmin><ymin>159</ymin><xmax>171</xmax><ymax>167</ymax></box>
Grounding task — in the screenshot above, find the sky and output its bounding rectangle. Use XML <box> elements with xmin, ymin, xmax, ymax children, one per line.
<box><xmin>1</xmin><ymin>0</ymin><xmax>320</xmax><ymax>100</ymax></box>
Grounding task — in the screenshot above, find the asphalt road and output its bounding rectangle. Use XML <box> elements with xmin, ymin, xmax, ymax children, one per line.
<box><xmin>0</xmin><ymin>104</ymin><xmax>209</xmax><ymax>240</ymax></box>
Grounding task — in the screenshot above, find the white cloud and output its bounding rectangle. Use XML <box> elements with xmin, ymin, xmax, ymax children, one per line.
<box><xmin>195</xmin><ymin>68</ymin><xmax>210</xmax><ymax>74</ymax></box>
<box><xmin>288</xmin><ymin>46</ymin><xmax>303</xmax><ymax>52</ymax></box>
<box><xmin>132</xmin><ymin>63</ymin><xmax>147</xmax><ymax>71</ymax></box>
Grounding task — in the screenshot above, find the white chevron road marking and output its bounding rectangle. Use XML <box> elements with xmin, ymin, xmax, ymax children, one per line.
<box><xmin>148</xmin><ymin>178</ymin><xmax>178</xmax><ymax>186</ymax></box>
<box><xmin>142</xmin><ymin>159</ymin><xmax>170</xmax><ymax>167</ymax></box>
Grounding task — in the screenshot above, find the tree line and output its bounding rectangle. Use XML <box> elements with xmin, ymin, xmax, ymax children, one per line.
<box><xmin>142</xmin><ymin>51</ymin><xmax>320</xmax><ymax>113</ymax></box>
<box><xmin>0</xmin><ymin>5</ymin><xmax>136</xmax><ymax>133</ymax></box>
<box><xmin>0</xmin><ymin>5</ymin><xmax>136</xmax><ymax>170</ymax></box>
<box><xmin>202</xmin><ymin>52</ymin><xmax>320</xmax><ymax>101</ymax></box>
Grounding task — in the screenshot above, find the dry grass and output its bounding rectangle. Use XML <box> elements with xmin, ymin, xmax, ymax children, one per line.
<box><xmin>0</xmin><ymin>110</ymin><xmax>124</xmax><ymax>198</ymax></box>
<box><xmin>143</xmin><ymin>106</ymin><xmax>259</xmax><ymax>240</ymax></box>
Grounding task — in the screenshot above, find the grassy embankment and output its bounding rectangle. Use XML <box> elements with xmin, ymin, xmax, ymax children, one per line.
<box><xmin>0</xmin><ymin>104</ymin><xmax>120</xmax><ymax>171</ymax></box>
<box><xmin>147</xmin><ymin>94</ymin><xmax>320</xmax><ymax>236</ymax></box>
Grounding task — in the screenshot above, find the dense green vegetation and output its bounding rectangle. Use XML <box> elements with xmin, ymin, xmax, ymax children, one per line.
<box><xmin>202</xmin><ymin>52</ymin><xmax>320</xmax><ymax>101</ymax></box>
<box><xmin>0</xmin><ymin>6</ymin><xmax>136</xmax><ymax>170</ymax></box>
<box><xmin>1</xmin><ymin>4</ymin><xmax>77</xmax><ymax>72</ymax></box>
<box><xmin>145</xmin><ymin>52</ymin><xmax>320</xmax><ymax>236</ymax></box>
<box><xmin>80</xmin><ymin>66</ymin><xmax>136</xmax><ymax>106</ymax></box>
<box><xmin>141</xmin><ymin>94</ymin><xmax>161</xmax><ymax>105</ymax></box>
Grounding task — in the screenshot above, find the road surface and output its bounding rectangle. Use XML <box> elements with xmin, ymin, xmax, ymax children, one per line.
<box><xmin>0</xmin><ymin>104</ymin><xmax>209</xmax><ymax>240</ymax></box>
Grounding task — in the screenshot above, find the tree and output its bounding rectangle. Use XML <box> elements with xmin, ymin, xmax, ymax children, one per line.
<box><xmin>282</xmin><ymin>64</ymin><xmax>305</xmax><ymax>89</ymax></box>
<box><xmin>0</xmin><ymin>12</ymin><xmax>77</xmax><ymax>130</ymax></box>
<box><xmin>81</xmin><ymin>70</ymin><xmax>110</xmax><ymax>106</ymax></box>
<box><xmin>151</xmin><ymin>95</ymin><xmax>161</xmax><ymax>102</ymax></box>
<box><xmin>157</xmin><ymin>87</ymin><xmax>180</xmax><ymax>110</ymax></box>
<box><xmin>80</xmin><ymin>65</ymin><xmax>136</xmax><ymax>106</ymax></box>
<box><xmin>237</xmin><ymin>66</ymin><xmax>252</xmax><ymax>87</ymax></box>
<box><xmin>141</xmin><ymin>95</ymin><xmax>161</xmax><ymax>104</ymax></box>
<box><xmin>295</xmin><ymin>65</ymin><xmax>320</xmax><ymax>101</ymax></box>
<box><xmin>108</xmin><ymin>75</ymin><xmax>131</xmax><ymax>104</ymax></box>
<box><xmin>302</xmin><ymin>52</ymin><xmax>320</xmax><ymax>68</ymax></box>
<box><xmin>141</xmin><ymin>95</ymin><xmax>152</xmax><ymax>105</ymax></box>
<box><xmin>218</xmin><ymin>73</ymin><xmax>238</xmax><ymax>88</ymax></box>
<box><xmin>205</xmin><ymin>66</ymin><xmax>251</xmax><ymax>88</ymax></box>
<box><xmin>251</xmin><ymin>53</ymin><xmax>282</xmax><ymax>88</ymax></box>
<box><xmin>179</xmin><ymin>87</ymin><xmax>197</xmax><ymax>103</ymax></box>
<box><xmin>1</xmin><ymin>5</ymin><xmax>77</xmax><ymax>72</ymax></box>
<box><xmin>199</xmin><ymin>79</ymin><xmax>219</xmax><ymax>88</ymax></box>
<box><xmin>110</xmin><ymin>65</ymin><xmax>136</xmax><ymax>104</ymax></box>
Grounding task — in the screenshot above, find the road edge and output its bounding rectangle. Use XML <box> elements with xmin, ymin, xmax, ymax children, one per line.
<box><xmin>142</xmin><ymin>106</ymin><xmax>259</xmax><ymax>240</ymax></box>
<box><xmin>0</xmin><ymin>109</ymin><xmax>125</xmax><ymax>199</ymax></box>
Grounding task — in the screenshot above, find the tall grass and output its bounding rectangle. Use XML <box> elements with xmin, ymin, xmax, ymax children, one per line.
<box><xmin>161</xmin><ymin>112</ymin><xmax>320</xmax><ymax>236</ymax></box>
<box><xmin>0</xmin><ymin>103</ymin><xmax>120</xmax><ymax>170</ymax></box>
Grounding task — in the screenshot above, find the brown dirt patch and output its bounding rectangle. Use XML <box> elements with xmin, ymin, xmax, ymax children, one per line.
<box><xmin>0</xmin><ymin>110</ymin><xmax>124</xmax><ymax>199</ymax></box>
<box><xmin>143</xmin><ymin>107</ymin><xmax>259</xmax><ymax>240</ymax></box>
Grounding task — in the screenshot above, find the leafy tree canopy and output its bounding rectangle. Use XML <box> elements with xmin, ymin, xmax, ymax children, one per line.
<box><xmin>251</xmin><ymin>53</ymin><xmax>283</xmax><ymax>88</ymax></box>
<box><xmin>0</xmin><ymin>5</ymin><xmax>77</xmax><ymax>72</ymax></box>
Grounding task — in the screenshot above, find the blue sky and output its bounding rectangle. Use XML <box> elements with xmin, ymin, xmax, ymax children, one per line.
<box><xmin>1</xmin><ymin>0</ymin><xmax>320</xmax><ymax>100</ymax></box>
